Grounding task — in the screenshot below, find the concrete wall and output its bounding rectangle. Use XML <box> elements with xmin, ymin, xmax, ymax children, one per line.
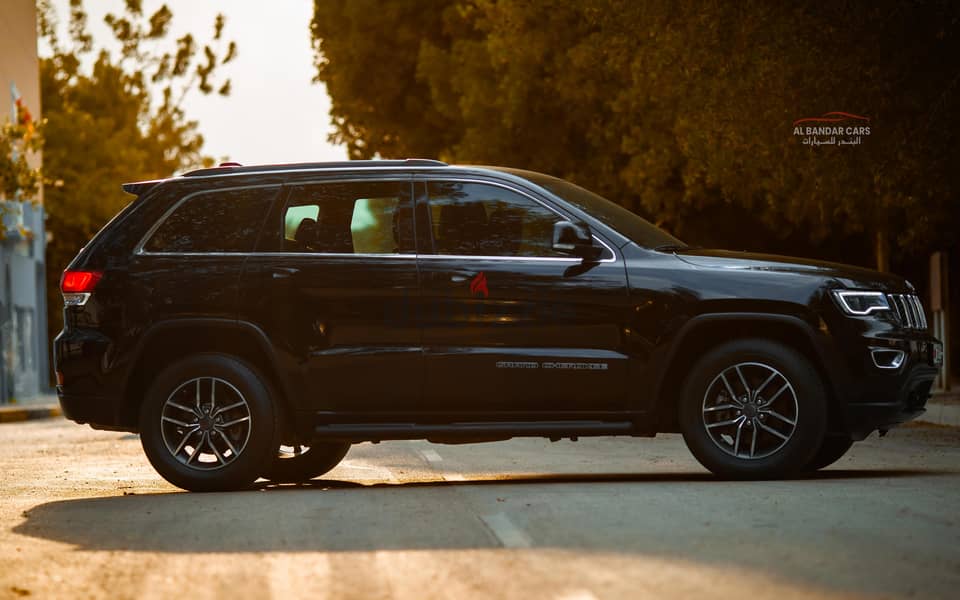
<box><xmin>1</xmin><ymin>0</ymin><xmax>48</xmax><ymax>403</ymax></box>
<box><xmin>0</xmin><ymin>0</ymin><xmax>42</xmax><ymax>133</ymax></box>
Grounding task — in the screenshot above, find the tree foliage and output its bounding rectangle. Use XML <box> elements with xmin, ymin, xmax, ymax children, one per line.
<box><xmin>309</xmin><ymin>0</ymin><xmax>457</xmax><ymax>160</ymax></box>
<box><xmin>0</xmin><ymin>92</ymin><xmax>42</xmax><ymax>239</ymax></box>
<box><xmin>0</xmin><ymin>121</ymin><xmax>41</xmax><ymax>204</ymax></box>
<box><xmin>311</xmin><ymin>0</ymin><xmax>960</xmax><ymax>269</ymax></box>
<box><xmin>39</xmin><ymin>0</ymin><xmax>236</xmax><ymax>364</ymax></box>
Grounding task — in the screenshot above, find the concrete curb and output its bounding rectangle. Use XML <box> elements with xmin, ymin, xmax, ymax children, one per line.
<box><xmin>0</xmin><ymin>403</ymin><xmax>62</xmax><ymax>424</ymax></box>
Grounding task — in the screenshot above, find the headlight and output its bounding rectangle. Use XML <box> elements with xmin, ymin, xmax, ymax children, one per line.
<box><xmin>832</xmin><ymin>290</ymin><xmax>890</xmax><ymax>315</ymax></box>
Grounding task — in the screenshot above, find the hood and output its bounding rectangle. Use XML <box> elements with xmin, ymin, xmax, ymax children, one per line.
<box><xmin>672</xmin><ymin>248</ymin><xmax>911</xmax><ymax>292</ymax></box>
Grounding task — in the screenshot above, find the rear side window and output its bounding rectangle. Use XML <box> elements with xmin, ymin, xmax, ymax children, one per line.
<box><xmin>144</xmin><ymin>186</ymin><xmax>278</xmax><ymax>253</ymax></box>
<box><xmin>280</xmin><ymin>181</ymin><xmax>414</xmax><ymax>254</ymax></box>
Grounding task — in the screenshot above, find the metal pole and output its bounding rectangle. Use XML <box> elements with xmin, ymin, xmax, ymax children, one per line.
<box><xmin>930</xmin><ymin>251</ymin><xmax>950</xmax><ymax>392</ymax></box>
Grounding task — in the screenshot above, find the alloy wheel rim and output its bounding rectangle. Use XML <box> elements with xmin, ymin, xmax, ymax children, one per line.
<box><xmin>701</xmin><ymin>361</ymin><xmax>799</xmax><ymax>460</ymax></box>
<box><xmin>160</xmin><ymin>377</ymin><xmax>252</xmax><ymax>471</ymax></box>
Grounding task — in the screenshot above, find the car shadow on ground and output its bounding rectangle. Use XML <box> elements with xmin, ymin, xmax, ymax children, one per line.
<box><xmin>251</xmin><ymin>467</ymin><xmax>946</xmax><ymax>490</ymax></box>
<box><xmin>12</xmin><ymin>468</ymin><xmax>953</xmax><ymax>555</ymax></box>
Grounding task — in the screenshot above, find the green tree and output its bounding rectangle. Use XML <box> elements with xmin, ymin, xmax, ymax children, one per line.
<box><xmin>310</xmin><ymin>0</ymin><xmax>458</xmax><ymax>159</ymax></box>
<box><xmin>0</xmin><ymin>98</ymin><xmax>42</xmax><ymax>239</ymax></box>
<box><xmin>0</xmin><ymin>122</ymin><xmax>41</xmax><ymax>220</ymax></box>
<box><xmin>310</xmin><ymin>0</ymin><xmax>960</xmax><ymax>270</ymax></box>
<box><xmin>40</xmin><ymin>0</ymin><xmax>237</xmax><ymax>370</ymax></box>
<box><xmin>0</xmin><ymin>123</ymin><xmax>41</xmax><ymax>206</ymax></box>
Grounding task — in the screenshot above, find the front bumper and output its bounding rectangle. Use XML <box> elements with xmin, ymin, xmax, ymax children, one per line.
<box><xmin>843</xmin><ymin>364</ymin><xmax>938</xmax><ymax>439</ymax></box>
<box><xmin>839</xmin><ymin>333</ymin><xmax>941</xmax><ymax>439</ymax></box>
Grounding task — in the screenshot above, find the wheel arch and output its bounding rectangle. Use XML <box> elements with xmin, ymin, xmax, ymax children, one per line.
<box><xmin>653</xmin><ymin>312</ymin><xmax>842</xmax><ymax>433</ymax></box>
<box><xmin>119</xmin><ymin>319</ymin><xmax>295</xmax><ymax>434</ymax></box>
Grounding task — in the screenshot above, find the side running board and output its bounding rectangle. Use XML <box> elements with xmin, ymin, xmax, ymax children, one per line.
<box><xmin>312</xmin><ymin>420</ymin><xmax>636</xmax><ymax>443</ymax></box>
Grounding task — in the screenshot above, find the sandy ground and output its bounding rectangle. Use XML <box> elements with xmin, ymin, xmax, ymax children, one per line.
<box><xmin>0</xmin><ymin>418</ymin><xmax>958</xmax><ymax>599</ymax></box>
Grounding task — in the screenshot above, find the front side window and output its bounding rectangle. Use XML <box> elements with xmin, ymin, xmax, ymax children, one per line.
<box><xmin>426</xmin><ymin>181</ymin><xmax>564</xmax><ymax>257</ymax></box>
<box><xmin>498</xmin><ymin>168</ymin><xmax>685</xmax><ymax>249</ymax></box>
<box><xmin>144</xmin><ymin>186</ymin><xmax>278</xmax><ymax>253</ymax></box>
<box><xmin>281</xmin><ymin>181</ymin><xmax>413</xmax><ymax>254</ymax></box>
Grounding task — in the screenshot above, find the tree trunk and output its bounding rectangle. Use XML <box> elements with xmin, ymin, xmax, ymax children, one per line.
<box><xmin>875</xmin><ymin>228</ymin><xmax>890</xmax><ymax>272</ymax></box>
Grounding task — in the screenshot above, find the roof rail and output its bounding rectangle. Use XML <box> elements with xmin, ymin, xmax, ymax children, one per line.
<box><xmin>121</xmin><ymin>180</ymin><xmax>164</xmax><ymax>195</ymax></box>
<box><xmin>181</xmin><ymin>158</ymin><xmax>448</xmax><ymax>178</ymax></box>
<box><xmin>402</xmin><ymin>158</ymin><xmax>448</xmax><ymax>166</ymax></box>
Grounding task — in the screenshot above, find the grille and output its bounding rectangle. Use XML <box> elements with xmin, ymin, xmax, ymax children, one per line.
<box><xmin>887</xmin><ymin>294</ymin><xmax>928</xmax><ymax>330</ymax></box>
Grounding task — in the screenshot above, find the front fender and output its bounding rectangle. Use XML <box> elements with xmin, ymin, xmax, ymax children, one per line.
<box><xmin>650</xmin><ymin>312</ymin><xmax>849</xmax><ymax>427</ymax></box>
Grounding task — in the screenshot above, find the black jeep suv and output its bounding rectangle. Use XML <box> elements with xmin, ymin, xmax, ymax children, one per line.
<box><xmin>55</xmin><ymin>159</ymin><xmax>943</xmax><ymax>491</ymax></box>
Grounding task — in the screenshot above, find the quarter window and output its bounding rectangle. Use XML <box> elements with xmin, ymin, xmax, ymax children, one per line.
<box><xmin>281</xmin><ymin>181</ymin><xmax>414</xmax><ymax>254</ymax></box>
<box><xmin>426</xmin><ymin>181</ymin><xmax>564</xmax><ymax>257</ymax></box>
<box><xmin>144</xmin><ymin>187</ymin><xmax>278</xmax><ymax>253</ymax></box>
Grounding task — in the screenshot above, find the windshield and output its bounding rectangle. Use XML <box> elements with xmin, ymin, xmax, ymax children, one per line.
<box><xmin>495</xmin><ymin>168</ymin><xmax>686</xmax><ymax>249</ymax></box>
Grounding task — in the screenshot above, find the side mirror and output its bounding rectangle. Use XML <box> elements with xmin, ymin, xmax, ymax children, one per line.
<box><xmin>553</xmin><ymin>221</ymin><xmax>603</xmax><ymax>260</ymax></box>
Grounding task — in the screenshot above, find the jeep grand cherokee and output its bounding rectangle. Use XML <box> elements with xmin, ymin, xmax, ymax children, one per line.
<box><xmin>54</xmin><ymin>159</ymin><xmax>943</xmax><ymax>491</ymax></box>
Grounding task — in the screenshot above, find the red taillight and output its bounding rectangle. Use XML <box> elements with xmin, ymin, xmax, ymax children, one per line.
<box><xmin>61</xmin><ymin>270</ymin><xmax>102</xmax><ymax>293</ymax></box>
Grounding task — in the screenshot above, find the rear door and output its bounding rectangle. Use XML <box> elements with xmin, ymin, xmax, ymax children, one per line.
<box><xmin>240</xmin><ymin>177</ymin><xmax>422</xmax><ymax>415</ymax></box>
<box><xmin>131</xmin><ymin>184</ymin><xmax>279</xmax><ymax>326</ymax></box>
<box><xmin>415</xmin><ymin>177</ymin><xmax>631</xmax><ymax>417</ymax></box>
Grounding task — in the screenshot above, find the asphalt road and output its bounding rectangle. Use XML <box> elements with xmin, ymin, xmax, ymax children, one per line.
<box><xmin>0</xmin><ymin>418</ymin><xmax>958</xmax><ymax>599</ymax></box>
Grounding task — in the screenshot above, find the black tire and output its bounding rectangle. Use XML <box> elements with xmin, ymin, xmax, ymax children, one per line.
<box><xmin>679</xmin><ymin>338</ymin><xmax>827</xmax><ymax>479</ymax></box>
<box><xmin>804</xmin><ymin>435</ymin><xmax>854</xmax><ymax>472</ymax></box>
<box><xmin>262</xmin><ymin>442</ymin><xmax>351</xmax><ymax>483</ymax></box>
<box><xmin>139</xmin><ymin>353</ymin><xmax>279</xmax><ymax>492</ymax></box>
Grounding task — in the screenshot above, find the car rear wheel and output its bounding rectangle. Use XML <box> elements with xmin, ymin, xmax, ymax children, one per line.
<box><xmin>804</xmin><ymin>435</ymin><xmax>854</xmax><ymax>472</ymax></box>
<box><xmin>262</xmin><ymin>442</ymin><xmax>351</xmax><ymax>483</ymax></box>
<box><xmin>139</xmin><ymin>353</ymin><xmax>279</xmax><ymax>492</ymax></box>
<box><xmin>679</xmin><ymin>339</ymin><xmax>827</xmax><ymax>479</ymax></box>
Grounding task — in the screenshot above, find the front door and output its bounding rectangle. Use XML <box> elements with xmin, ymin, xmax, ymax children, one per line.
<box><xmin>416</xmin><ymin>179</ymin><xmax>631</xmax><ymax>417</ymax></box>
<box><xmin>240</xmin><ymin>178</ymin><xmax>422</xmax><ymax>415</ymax></box>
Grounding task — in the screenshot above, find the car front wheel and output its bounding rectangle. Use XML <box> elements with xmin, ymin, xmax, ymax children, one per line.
<box><xmin>139</xmin><ymin>353</ymin><xmax>279</xmax><ymax>492</ymax></box>
<box><xmin>679</xmin><ymin>339</ymin><xmax>827</xmax><ymax>479</ymax></box>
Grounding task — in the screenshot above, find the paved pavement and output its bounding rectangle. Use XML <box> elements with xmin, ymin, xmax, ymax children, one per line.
<box><xmin>927</xmin><ymin>390</ymin><xmax>960</xmax><ymax>427</ymax></box>
<box><xmin>0</xmin><ymin>418</ymin><xmax>958</xmax><ymax>599</ymax></box>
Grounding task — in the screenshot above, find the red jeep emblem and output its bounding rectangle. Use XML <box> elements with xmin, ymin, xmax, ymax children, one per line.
<box><xmin>470</xmin><ymin>272</ymin><xmax>489</xmax><ymax>298</ymax></box>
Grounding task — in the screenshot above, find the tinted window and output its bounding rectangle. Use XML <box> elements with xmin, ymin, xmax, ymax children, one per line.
<box><xmin>281</xmin><ymin>181</ymin><xmax>413</xmax><ymax>254</ymax></box>
<box><xmin>426</xmin><ymin>181</ymin><xmax>564</xmax><ymax>257</ymax></box>
<box><xmin>145</xmin><ymin>187</ymin><xmax>278</xmax><ymax>252</ymax></box>
<box><xmin>492</xmin><ymin>168</ymin><xmax>685</xmax><ymax>249</ymax></box>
